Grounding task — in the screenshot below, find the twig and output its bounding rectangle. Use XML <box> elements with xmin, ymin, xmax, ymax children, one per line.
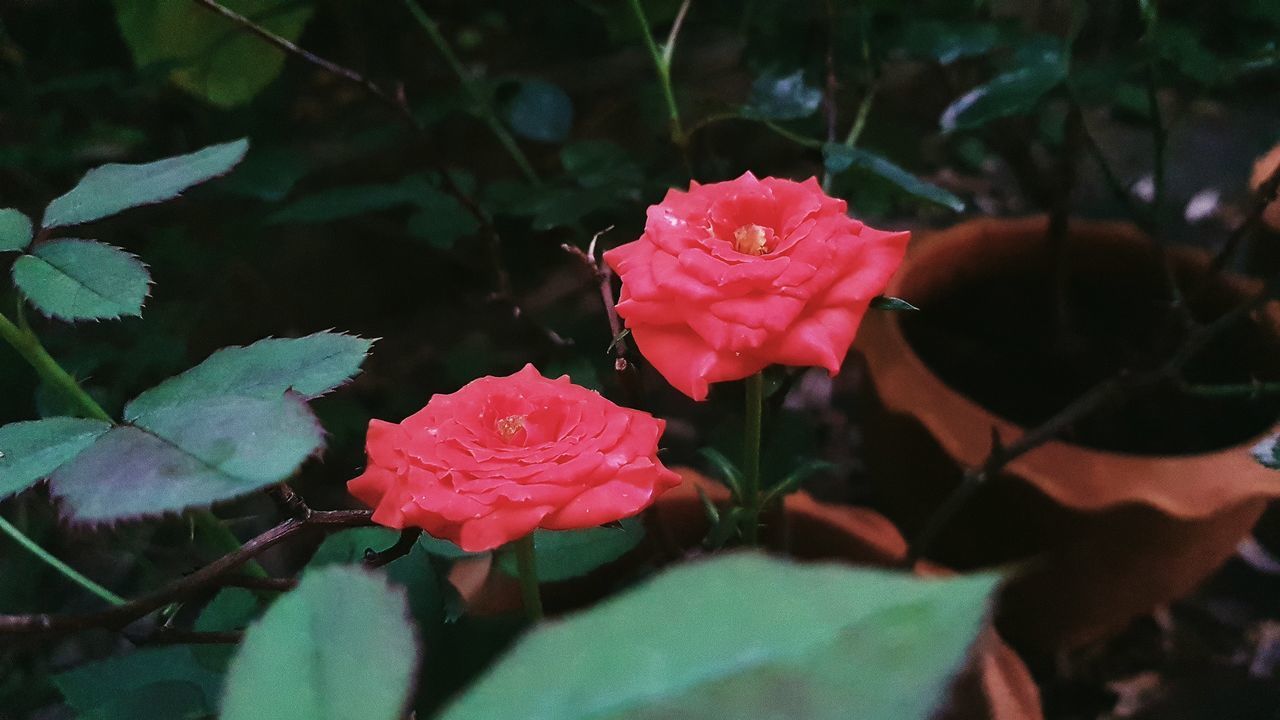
<box><xmin>821</xmin><ymin>0</ymin><xmax>839</xmax><ymax>147</ymax></box>
<box><xmin>562</xmin><ymin>229</ymin><xmax>646</xmax><ymax>407</ymax></box>
<box><xmin>1209</xmin><ymin>157</ymin><xmax>1280</xmax><ymax>273</ymax></box>
<box><xmin>1183</xmin><ymin>380</ymin><xmax>1280</xmax><ymax>399</ymax></box>
<box><xmin>0</xmin><ymin>509</ymin><xmax>373</xmax><ymax>637</ymax></box>
<box><xmin>129</xmin><ymin>628</ymin><xmax>244</xmax><ymax>645</ymax></box>
<box><xmin>400</xmin><ymin>0</ymin><xmax>540</xmax><ymax>185</ymax></box>
<box><xmin>909</xmin><ymin>269</ymin><xmax>1280</xmax><ymax>562</ymax></box>
<box><xmin>190</xmin><ymin>0</ymin><xmax>566</xmax><ymax>350</ymax></box>
<box><xmin>363</xmin><ymin>528</ymin><xmax>422</xmax><ymax>568</ymax></box>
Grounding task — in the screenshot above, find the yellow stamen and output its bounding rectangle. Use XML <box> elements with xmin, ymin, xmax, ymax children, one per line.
<box><xmin>496</xmin><ymin>414</ymin><xmax>526</xmax><ymax>441</ymax></box>
<box><xmin>733</xmin><ymin>224</ymin><xmax>769</xmax><ymax>255</ymax></box>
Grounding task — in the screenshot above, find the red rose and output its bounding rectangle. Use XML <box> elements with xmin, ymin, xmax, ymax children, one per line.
<box><xmin>348</xmin><ymin>364</ymin><xmax>680</xmax><ymax>552</ymax></box>
<box><xmin>604</xmin><ymin>173</ymin><xmax>909</xmax><ymax>400</ymax></box>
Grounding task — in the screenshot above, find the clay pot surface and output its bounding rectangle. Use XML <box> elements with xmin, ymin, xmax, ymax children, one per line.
<box><xmin>856</xmin><ymin>215</ymin><xmax>1280</xmax><ymax>655</ymax></box>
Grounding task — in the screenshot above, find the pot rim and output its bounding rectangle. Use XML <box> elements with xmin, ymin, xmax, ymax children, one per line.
<box><xmin>858</xmin><ymin>214</ymin><xmax>1280</xmax><ymax>518</ymax></box>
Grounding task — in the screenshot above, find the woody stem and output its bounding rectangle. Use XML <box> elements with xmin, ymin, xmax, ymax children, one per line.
<box><xmin>512</xmin><ymin>535</ymin><xmax>544</xmax><ymax>622</ymax></box>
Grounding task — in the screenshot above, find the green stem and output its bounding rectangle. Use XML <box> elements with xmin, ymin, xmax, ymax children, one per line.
<box><xmin>0</xmin><ymin>515</ymin><xmax>125</xmax><ymax>606</ymax></box>
<box><xmin>0</xmin><ymin>309</ymin><xmax>263</xmax><ymax>579</ymax></box>
<box><xmin>0</xmin><ymin>311</ymin><xmax>110</xmax><ymax>422</ymax></box>
<box><xmin>512</xmin><ymin>535</ymin><xmax>544</xmax><ymax>622</ymax></box>
<box><xmin>626</xmin><ymin>0</ymin><xmax>688</xmax><ymax>153</ymax></box>
<box><xmin>402</xmin><ymin>0</ymin><xmax>541</xmax><ymax>185</ymax></box>
<box><xmin>742</xmin><ymin>372</ymin><xmax>765</xmax><ymax>545</ymax></box>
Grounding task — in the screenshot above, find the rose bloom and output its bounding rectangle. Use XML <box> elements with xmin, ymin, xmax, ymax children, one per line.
<box><xmin>604</xmin><ymin>172</ymin><xmax>909</xmax><ymax>400</ymax></box>
<box><xmin>348</xmin><ymin>364</ymin><xmax>680</xmax><ymax>552</ymax></box>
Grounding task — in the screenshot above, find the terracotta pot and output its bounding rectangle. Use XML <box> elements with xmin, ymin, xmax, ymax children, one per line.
<box><xmin>451</xmin><ymin>469</ymin><xmax>1043</xmax><ymax>720</ymax></box>
<box><xmin>855</xmin><ymin>215</ymin><xmax>1280</xmax><ymax>656</ymax></box>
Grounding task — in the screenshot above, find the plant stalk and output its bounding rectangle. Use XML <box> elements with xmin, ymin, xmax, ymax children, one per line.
<box><xmin>742</xmin><ymin>372</ymin><xmax>765</xmax><ymax>545</ymax></box>
<box><xmin>512</xmin><ymin>534</ymin><xmax>544</xmax><ymax>622</ymax></box>
<box><xmin>0</xmin><ymin>515</ymin><xmax>125</xmax><ymax>606</ymax></box>
<box><xmin>626</xmin><ymin>0</ymin><xmax>690</xmax><ymax>168</ymax></box>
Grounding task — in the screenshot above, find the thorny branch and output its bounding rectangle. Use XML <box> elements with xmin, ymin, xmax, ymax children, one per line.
<box><xmin>0</xmin><ymin>508</ymin><xmax>384</xmax><ymax>638</ymax></box>
<box><xmin>563</xmin><ymin>229</ymin><xmax>646</xmax><ymax>408</ymax></box>
<box><xmin>190</xmin><ymin>0</ymin><xmax>568</xmax><ymax>348</ymax></box>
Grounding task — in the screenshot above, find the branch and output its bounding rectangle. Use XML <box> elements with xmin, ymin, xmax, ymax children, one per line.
<box><xmin>1209</xmin><ymin>154</ymin><xmax>1280</xmax><ymax>273</ymax></box>
<box><xmin>908</xmin><ymin>270</ymin><xmax>1280</xmax><ymax>562</ymax></box>
<box><xmin>0</xmin><ymin>510</ymin><xmax>373</xmax><ymax>638</ymax></box>
<box><xmin>562</xmin><ymin>229</ymin><xmax>646</xmax><ymax>408</ymax></box>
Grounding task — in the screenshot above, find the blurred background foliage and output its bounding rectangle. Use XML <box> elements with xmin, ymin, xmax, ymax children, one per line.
<box><xmin>1</xmin><ymin>0</ymin><xmax>1279</xmax><ymax>717</ymax></box>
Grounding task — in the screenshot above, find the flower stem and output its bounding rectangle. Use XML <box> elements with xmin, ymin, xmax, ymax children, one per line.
<box><xmin>0</xmin><ymin>311</ymin><xmax>111</xmax><ymax>422</ymax></box>
<box><xmin>742</xmin><ymin>372</ymin><xmax>765</xmax><ymax>545</ymax></box>
<box><xmin>626</xmin><ymin>0</ymin><xmax>690</xmax><ymax>166</ymax></box>
<box><xmin>402</xmin><ymin>0</ymin><xmax>541</xmax><ymax>185</ymax></box>
<box><xmin>0</xmin><ymin>308</ymin><xmax>265</xmax><ymax>581</ymax></box>
<box><xmin>512</xmin><ymin>534</ymin><xmax>544</xmax><ymax>622</ymax></box>
<box><xmin>0</xmin><ymin>515</ymin><xmax>125</xmax><ymax>606</ymax></box>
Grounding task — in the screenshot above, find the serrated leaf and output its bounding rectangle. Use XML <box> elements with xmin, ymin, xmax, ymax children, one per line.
<box><xmin>823</xmin><ymin>145</ymin><xmax>965</xmax><ymax>212</ymax></box>
<box><xmin>124</xmin><ymin>332</ymin><xmax>373</xmax><ymax>422</ymax></box>
<box><xmin>12</xmin><ymin>239</ymin><xmax>152</xmax><ymax>321</ymax></box>
<box><xmin>0</xmin><ymin>208</ymin><xmax>33</xmax><ymax>252</ymax></box>
<box><xmin>43</xmin><ymin>139</ymin><xmax>249</xmax><ymax>229</ymax></box>
<box><xmin>113</xmin><ymin>0</ymin><xmax>313</xmax><ymax>107</ymax></box>
<box><xmin>221</xmin><ymin>566</ymin><xmax>419</xmax><ymax>720</ymax></box>
<box><xmin>940</xmin><ymin>59</ymin><xmax>1067</xmax><ymax>132</ymax></box>
<box><xmin>743</xmin><ymin>70</ymin><xmax>823</xmax><ymax>121</ymax></box>
<box><xmin>496</xmin><ymin>518</ymin><xmax>644</xmax><ymax>583</ymax></box>
<box><xmin>505</xmin><ymin>80</ymin><xmax>573</xmax><ymax>143</ymax></box>
<box><xmin>441</xmin><ymin>555</ymin><xmax>999</xmax><ymax>720</ymax></box>
<box><xmin>50</xmin><ymin>394</ymin><xmax>323</xmax><ymax>522</ymax></box>
<box><xmin>0</xmin><ymin>417</ymin><xmax>112</xmax><ymax>499</ymax></box>
<box><xmin>53</xmin><ymin>647</ymin><xmax>226</xmax><ymax>720</ymax></box>
<box><xmin>871</xmin><ymin>295</ymin><xmax>919</xmax><ymax>312</ymax></box>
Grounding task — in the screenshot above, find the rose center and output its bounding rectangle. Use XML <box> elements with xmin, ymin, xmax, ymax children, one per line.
<box><xmin>732</xmin><ymin>224</ymin><xmax>770</xmax><ymax>255</ymax></box>
<box><xmin>495</xmin><ymin>414</ymin><xmax>526</xmax><ymax>442</ymax></box>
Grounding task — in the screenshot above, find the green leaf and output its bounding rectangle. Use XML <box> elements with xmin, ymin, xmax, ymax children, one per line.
<box><xmin>870</xmin><ymin>295</ymin><xmax>919</xmax><ymax>312</ymax></box>
<box><xmin>113</xmin><ymin>0</ymin><xmax>313</xmax><ymax>107</ymax></box>
<box><xmin>310</xmin><ymin>528</ymin><xmax>448</xmax><ymax>628</ymax></box>
<box><xmin>42</xmin><ymin>138</ymin><xmax>249</xmax><ymax>229</ymax></box>
<box><xmin>407</xmin><ymin>189</ymin><xmax>481</xmax><ymax>250</ymax></box>
<box><xmin>124</xmin><ymin>331</ymin><xmax>373</xmax><ymax>421</ymax></box>
<box><xmin>560</xmin><ymin>141</ymin><xmax>643</xmax><ymax>189</ymax></box>
<box><xmin>822</xmin><ymin>144</ymin><xmax>964</xmax><ymax>212</ymax></box>
<box><xmin>12</xmin><ymin>239</ymin><xmax>152</xmax><ymax>321</ymax></box>
<box><xmin>197</xmin><ymin>587</ymin><xmax>260</xmax><ymax>633</ymax></box>
<box><xmin>505</xmin><ymin>80</ymin><xmax>573</xmax><ymax>143</ymax></box>
<box><xmin>898</xmin><ymin>21</ymin><xmax>1001</xmax><ymax>65</ymax></box>
<box><xmin>50</xmin><ymin>394</ymin><xmax>323</xmax><ymax>522</ymax></box>
<box><xmin>1149</xmin><ymin>22</ymin><xmax>1226</xmax><ymax>86</ymax></box>
<box><xmin>496</xmin><ymin>518</ymin><xmax>645</xmax><ymax>583</ymax></box>
<box><xmin>53</xmin><ymin>647</ymin><xmax>225</xmax><ymax>720</ymax></box>
<box><xmin>743</xmin><ymin>70</ymin><xmax>823</xmax><ymax>121</ymax></box>
<box><xmin>221</xmin><ymin>566</ymin><xmax>419</xmax><ymax>720</ymax></box>
<box><xmin>1252</xmin><ymin>434</ymin><xmax>1280</xmax><ymax>470</ymax></box>
<box><xmin>698</xmin><ymin>447</ymin><xmax>744</xmax><ymax>500</ymax></box>
<box><xmin>761</xmin><ymin>460</ymin><xmax>835</xmax><ymax>506</ymax></box>
<box><xmin>0</xmin><ymin>417</ymin><xmax>112</xmax><ymax>499</ymax></box>
<box><xmin>267</xmin><ymin>175</ymin><xmax>433</xmax><ymax>225</ymax></box>
<box><xmin>940</xmin><ymin>59</ymin><xmax>1067</xmax><ymax>132</ymax></box>
<box><xmin>0</xmin><ymin>208</ymin><xmax>33</xmax><ymax>252</ymax></box>
<box><xmin>441</xmin><ymin>555</ymin><xmax>999</xmax><ymax>720</ymax></box>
